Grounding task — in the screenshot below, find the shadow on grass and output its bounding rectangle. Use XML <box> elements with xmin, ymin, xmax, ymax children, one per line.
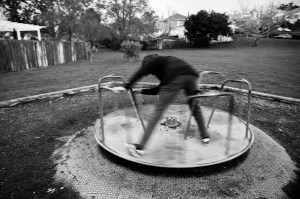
<box><xmin>283</xmin><ymin>162</ymin><xmax>300</xmax><ymax>199</ymax></box>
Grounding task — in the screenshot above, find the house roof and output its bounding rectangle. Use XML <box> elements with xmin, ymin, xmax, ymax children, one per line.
<box><xmin>0</xmin><ymin>20</ymin><xmax>46</xmax><ymax>32</ymax></box>
<box><xmin>289</xmin><ymin>7</ymin><xmax>300</xmax><ymax>14</ymax></box>
<box><xmin>276</xmin><ymin>7</ymin><xmax>300</xmax><ymax>17</ymax></box>
<box><xmin>167</xmin><ymin>13</ymin><xmax>187</xmax><ymax>21</ymax></box>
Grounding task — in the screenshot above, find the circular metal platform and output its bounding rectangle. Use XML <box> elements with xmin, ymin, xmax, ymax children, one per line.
<box><xmin>94</xmin><ymin>105</ymin><xmax>254</xmax><ymax>168</ymax></box>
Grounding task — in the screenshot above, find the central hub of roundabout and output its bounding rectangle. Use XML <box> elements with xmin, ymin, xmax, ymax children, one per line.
<box><xmin>161</xmin><ymin>116</ymin><xmax>180</xmax><ymax>128</ymax></box>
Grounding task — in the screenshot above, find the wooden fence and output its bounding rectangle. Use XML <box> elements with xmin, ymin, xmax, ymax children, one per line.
<box><xmin>0</xmin><ymin>40</ymin><xmax>87</xmax><ymax>73</ymax></box>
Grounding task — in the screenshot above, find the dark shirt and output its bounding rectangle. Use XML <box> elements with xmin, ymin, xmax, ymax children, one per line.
<box><xmin>126</xmin><ymin>56</ymin><xmax>198</xmax><ymax>94</ymax></box>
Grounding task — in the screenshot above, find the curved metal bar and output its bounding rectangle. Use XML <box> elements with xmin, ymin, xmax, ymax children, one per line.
<box><xmin>189</xmin><ymin>92</ymin><xmax>231</xmax><ymax>99</ymax></box>
<box><xmin>206</xmin><ymin>94</ymin><xmax>233</xmax><ymax>127</ymax></box>
<box><xmin>188</xmin><ymin>92</ymin><xmax>232</xmax><ymax>132</ymax></box>
<box><xmin>97</xmin><ymin>75</ymin><xmax>146</xmax><ymax>142</ymax></box>
<box><xmin>225</xmin><ymin>95</ymin><xmax>234</xmax><ymax>155</ymax></box>
<box><xmin>184</xmin><ymin>93</ymin><xmax>233</xmax><ymax>148</ymax></box>
<box><xmin>197</xmin><ymin>70</ymin><xmax>223</xmax><ymax>85</ymax></box>
<box><xmin>98</xmin><ymin>74</ymin><xmax>126</xmax><ymax>88</ymax></box>
<box><xmin>208</xmin><ymin>78</ymin><xmax>252</xmax><ymax>138</ymax></box>
<box><xmin>98</xmin><ymin>87</ymin><xmax>105</xmax><ymax>142</ymax></box>
<box><xmin>184</xmin><ymin>99</ymin><xmax>195</xmax><ymax>140</ymax></box>
<box><xmin>221</xmin><ymin>78</ymin><xmax>251</xmax><ymax>88</ymax></box>
<box><xmin>127</xmin><ymin>90</ymin><xmax>146</xmax><ymax>133</ymax></box>
<box><xmin>222</xmin><ymin>78</ymin><xmax>251</xmax><ymax>138</ymax></box>
<box><xmin>97</xmin><ymin>75</ymin><xmax>126</xmax><ymax>142</ymax></box>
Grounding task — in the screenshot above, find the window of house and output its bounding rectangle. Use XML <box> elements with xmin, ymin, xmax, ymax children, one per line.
<box><xmin>177</xmin><ymin>21</ymin><xmax>184</xmax><ymax>26</ymax></box>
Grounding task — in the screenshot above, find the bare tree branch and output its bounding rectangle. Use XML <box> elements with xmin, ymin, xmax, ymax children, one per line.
<box><xmin>234</xmin><ymin>0</ymin><xmax>280</xmax><ymax>46</ymax></box>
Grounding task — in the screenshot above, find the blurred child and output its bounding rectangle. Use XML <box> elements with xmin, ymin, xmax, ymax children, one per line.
<box><xmin>125</xmin><ymin>54</ymin><xmax>210</xmax><ymax>158</ymax></box>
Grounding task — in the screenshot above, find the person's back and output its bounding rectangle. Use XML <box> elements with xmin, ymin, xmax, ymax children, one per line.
<box><xmin>162</xmin><ymin>56</ymin><xmax>198</xmax><ymax>83</ymax></box>
<box><xmin>127</xmin><ymin>55</ymin><xmax>198</xmax><ymax>87</ymax></box>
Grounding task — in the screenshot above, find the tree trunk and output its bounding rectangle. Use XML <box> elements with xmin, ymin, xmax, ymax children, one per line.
<box><xmin>47</xmin><ymin>22</ymin><xmax>56</xmax><ymax>38</ymax></box>
<box><xmin>157</xmin><ymin>39</ymin><xmax>163</xmax><ymax>50</ymax></box>
<box><xmin>253</xmin><ymin>38</ymin><xmax>259</xmax><ymax>47</ymax></box>
<box><xmin>68</xmin><ymin>29</ymin><xmax>72</xmax><ymax>41</ymax></box>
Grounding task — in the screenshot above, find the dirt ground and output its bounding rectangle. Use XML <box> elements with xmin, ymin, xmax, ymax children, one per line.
<box><xmin>0</xmin><ymin>90</ymin><xmax>299</xmax><ymax>198</ymax></box>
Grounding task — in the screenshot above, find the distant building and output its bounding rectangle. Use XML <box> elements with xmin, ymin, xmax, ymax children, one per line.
<box><xmin>0</xmin><ymin>7</ymin><xmax>7</xmax><ymax>20</ymax></box>
<box><xmin>156</xmin><ymin>13</ymin><xmax>187</xmax><ymax>38</ymax></box>
<box><xmin>274</xmin><ymin>7</ymin><xmax>300</xmax><ymax>24</ymax></box>
<box><xmin>0</xmin><ymin>21</ymin><xmax>46</xmax><ymax>40</ymax></box>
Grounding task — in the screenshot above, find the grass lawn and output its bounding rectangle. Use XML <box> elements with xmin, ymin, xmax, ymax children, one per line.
<box><xmin>0</xmin><ymin>38</ymin><xmax>300</xmax><ymax>101</ymax></box>
<box><xmin>0</xmin><ymin>38</ymin><xmax>299</xmax><ymax>198</ymax></box>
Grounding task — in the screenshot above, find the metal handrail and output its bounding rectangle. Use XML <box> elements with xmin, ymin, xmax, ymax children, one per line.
<box><xmin>197</xmin><ymin>70</ymin><xmax>223</xmax><ymax>85</ymax></box>
<box><xmin>207</xmin><ymin>78</ymin><xmax>252</xmax><ymax>138</ymax></box>
<box><xmin>97</xmin><ymin>75</ymin><xmax>146</xmax><ymax>142</ymax></box>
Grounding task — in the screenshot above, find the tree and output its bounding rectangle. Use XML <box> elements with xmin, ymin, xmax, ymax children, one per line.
<box><xmin>278</xmin><ymin>2</ymin><xmax>299</xmax><ymax>10</ymax></box>
<box><xmin>184</xmin><ymin>10</ymin><xmax>231</xmax><ymax>47</ymax></box>
<box><xmin>294</xmin><ymin>19</ymin><xmax>300</xmax><ymax>30</ymax></box>
<box><xmin>1</xmin><ymin>0</ymin><xmax>98</xmax><ymax>40</ymax></box>
<box><xmin>0</xmin><ymin>0</ymin><xmax>38</xmax><ymax>23</ymax></box>
<box><xmin>156</xmin><ymin>16</ymin><xmax>173</xmax><ymax>37</ymax></box>
<box><xmin>104</xmin><ymin>0</ymin><xmax>149</xmax><ymax>39</ymax></box>
<box><xmin>0</xmin><ymin>0</ymin><xmax>59</xmax><ymax>37</ymax></box>
<box><xmin>75</xmin><ymin>8</ymin><xmax>102</xmax><ymax>41</ymax></box>
<box><xmin>112</xmin><ymin>10</ymin><xmax>158</xmax><ymax>39</ymax></box>
<box><xmin>153</xmin><ymin>8</ymin><xmax>179</xmax><ymax>50</ymax></box>
<box><xmin>139</xmin><ymin>10</ymin><xmax>158</xmax><ymax>35</ymax></box>
<box><xmin>55</xmin><ymin>0</ymin><xmax>95</xmax><ymax>40</ymax></box>
<box><xmin>1</xmin><ymin>0</ymin><xmax>58</xmax><ymax>26</ymax></box>
<box><xmin>234</xmin><ymin>1</ymin><xmax>279</xmax><ymax>46</ymax></box>
<box><xmin>34</xmin><ymin>1</ymin><xmax>61</xmax><ymax>38</ymax></box>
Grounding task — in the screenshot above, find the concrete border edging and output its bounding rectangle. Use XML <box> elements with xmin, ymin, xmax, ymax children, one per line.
<box><xmin>0</xmin><ymin>83</ymin><xmax>299</xmax><ymax>107</ymax></box>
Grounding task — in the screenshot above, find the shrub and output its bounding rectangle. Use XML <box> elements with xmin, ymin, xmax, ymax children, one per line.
<box><xmin>111</xmin><ymin>38</ymin><xmax>122</xmax><ymax>50</ymax></box>
<box><xmin>184</xmin><ymin>10</ymin><xmax>231</xmax><ymax>47</ymax></box>
<box><xmin>99</xmin><ymin>38</ymin><xmax>122</xmax><ymax>50</ymax></box>
<box><xmin>121</xmin><ymin>40</ymin><xmax>142</xmax><ymax>59</ymax></box>
<box><xmin>140</xmin><ymin>39</ymin><xmax>158</xmax><ymax>50</ymax></box>
<box><xmin>140</xmin><ymin>40</ymin><xmax>149</xmax><ymax>50</ymax></box>
<box><xmin>100</xmin><ymin>39</ymin><xmax>112</xmax><ymax>48</ymax></box>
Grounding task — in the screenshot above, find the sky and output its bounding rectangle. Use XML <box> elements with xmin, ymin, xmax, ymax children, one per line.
<box><xmin>149</xmin><ymin>0</ymin><xmax>300</xmax><ymax>17</ymax></box>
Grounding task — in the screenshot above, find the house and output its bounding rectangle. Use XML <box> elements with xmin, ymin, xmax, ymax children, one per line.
<box><xmin>274</xmin><ymin>7</ymin><xmax>300</xmax><ymax>24</ymax></box>
<box><xmin>0</xmin><ymin>20</ymin><xmax>46</xmax><ymax>40</ymax></box>
<box><xmin>0</xmin><ymin>7</ymin><xmax>7</xmax><ymax>20</ymax></box>
<box><xmin>156</xmin><ymin>13</ymin><xmax>187</xmax><ymax>38</ymax></box>
<box><xmin>285</xmin><ymin>8</ymin><xmax>300</xmax><ymax>24</ymax></box>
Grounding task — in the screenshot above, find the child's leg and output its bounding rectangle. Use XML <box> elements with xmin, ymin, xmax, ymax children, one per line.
<box><xmin>139</xmin><ymin>83</ymin><xmax>181</xmax><ymax>149</ymax></box>
<box><xmin>191</xmin><ymin>100</ymin><xmax>209</xmax><ymax>138</ymax></box>
<box><xmin>183</xmin><ymin>76</ymin><xmax>209</xmax><ymax>139</ymax></box>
